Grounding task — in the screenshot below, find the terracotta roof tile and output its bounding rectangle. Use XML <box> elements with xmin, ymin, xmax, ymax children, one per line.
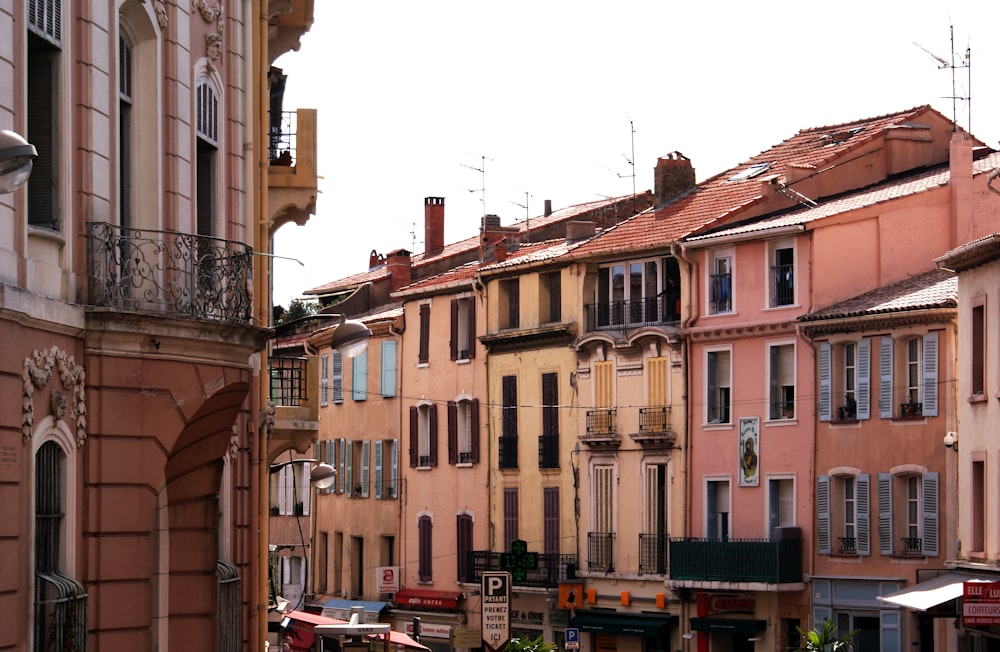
<box><xmin>800</xmin><ymin>269</ymin><xmax>957</xmax><ymax>322</ymax></box>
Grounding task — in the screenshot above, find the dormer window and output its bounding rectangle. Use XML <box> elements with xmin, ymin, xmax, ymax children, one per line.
<box><xmin>727</xmin><ymin>163</ymin><xmax>771</xmax><ymax>182</ymax></box>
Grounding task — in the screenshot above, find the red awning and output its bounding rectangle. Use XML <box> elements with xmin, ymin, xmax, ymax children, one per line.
<box><xmin>371</xmin><ymin>630</ymin><xmax>431</xmax><ymax>651</ymax></box>
<box><xmin>285</xmin><ymin>611</ymin><xmax>348</xmax><ymax>651</ymax></box>
<box><xmin>394</xmin><ymin>588</ymin><xmax>463</xmax><ymax>610</ymax></box>
<box><xmin>287</xmin><ymin>610</ymin><xmax>348</xmax><ymax>626</ymax></box>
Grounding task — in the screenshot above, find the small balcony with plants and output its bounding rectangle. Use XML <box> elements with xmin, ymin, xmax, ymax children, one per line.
<box><xmin>268</xmin><ymin>107</ymin><xmax>319</xmax><ymax>231</ymax></box>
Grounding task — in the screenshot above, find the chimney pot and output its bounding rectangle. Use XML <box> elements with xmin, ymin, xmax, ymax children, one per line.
<box><xmin>654</xmin><ymin>152</ymin><xmax>696</xmax><ymax>207</ymax></box>
<box><xmin>424</xmin><ymin>197</ymin><xmax>445</xmax><ymax>256</ymax></box>
<box><xmin>544</xmin><ymin>199</ymin><xmax>552</xmax><ymax>216</ymax></box>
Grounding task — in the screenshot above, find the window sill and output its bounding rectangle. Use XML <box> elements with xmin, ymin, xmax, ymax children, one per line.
<box><xmin>417</xmin><ymin>466</ymin><xmax>432</xmax><ymax>472</ymax></box>
<box><xmin>454</xmin><ymin>358</ymin><xmax>471</xmax><ymax>365</ymax></box>
<box><xmin>890</xmin><ymin>415</ymin><xmax>926</xmax><ymax>423</ymax></box>
<box><xmin>456</xmin><ymin>462</ymin><xmax>473</xmax><ymax>468</ymax></box>
<box><xmin>829</xmin><ymin>418</ymin><xmax>859</xmax><ymax>426</ymax></box>
<box><xmin>704</xmin><ymin>311</ymin><xmax>736</xmax><ymax>319</ymax></box>
<box><xmin>891</xmin><ymin>552</ymin><xmax>926</xmax><ymax>560</ymax></box>
<box><xmin>969</xmin><ymin>393</ymin><xmax>988</xmax><ymax>404</ymax></box>
<box><xmin>765</xmin><ymin>417</ymin><xmax>797</xmax><ymax>426</ymax></box>
<box><xmin>764</xmin><ymin>303</ymin><xmax>799</xmax><ymax>311</ymax></box>
<box><xmin>702</xmin><ymin>422</ymin><xmax>733</xmax><ymax>430</ymax></box>
<box><xmin>829</xmin><ymin>552</ymin><xmax>861</xmax><ymax>559</ymax></box>
<box><xmin>416</xmin><ymin>362</ymin><xmax>429</xmax><ymax>368</ymax></box>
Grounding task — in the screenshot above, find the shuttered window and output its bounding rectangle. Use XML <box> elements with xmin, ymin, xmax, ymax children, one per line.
<box><xmin>381</xmin><ymin>341</ymin><xmax>397</xmax><ymax>397</ymax></box>
<box><xmin>594</xmin><ymin>361</ymin><xmax>614</xmax><ymax>409</ymax></box>
<box><xmin>418</xmin><ymin>304</ymin><xmax>430</xmax><ymax>363</ymax></box>
<box><xmin>320</xmin><ymin>354</ymin><xmax>329</xmax><ymax>406</ymax></box>
<box><xmin>543</xmin><ymin>487</ymin><xmax>560</xmax><ymax>555</ymax></box>
<box><xmin>331</xmin><ymin>352</ymin><xmax>343</xmax><ymax>403</ymax></box>
<box><xmin>542</xmin><ymin>373</ymin><xmax>558</xmax><ymax>438</ymax></box>
<box><xmin>503</xmin><ymin>488</ymin><xmax>519</xmax><ymax>550</ymax></box>
<box><xmin>457</xmin><ymin>514</ymin><xmax>473</xmax><ymax>581</ymax></box>
<box><xmin>418</xmin><ymin>516</ymin><xmax>433</xmax><ymax>581</ymax></box>
<box><xmin>593</xmin><ymin>465</ymin><xmax>615</xmax><ymax>534</ymax></box>
<box><xmin>351</xmin><ymin>350</ymin><xmax>367</xmax><ymax>401</ymax></box>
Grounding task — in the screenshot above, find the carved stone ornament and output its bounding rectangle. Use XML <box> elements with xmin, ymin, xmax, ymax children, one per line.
<box><xmin>229</xmin><ymin>423</ymin><xmax>239</xmax><ymax>461</ymax></box>
<box><xmin>193</xmin><ymin>0</ymin><xmax>223</xmax><ymax>24</ymax></box>
<box><xmin>139</xmin><ymin>0</ymin><xmax>169</xmax><ymax>30</ymax></box>
<box><xmin>193</xmin><ymin>0</ymin><xmax>224</xmax><ymax>69</ymax></box>
<box><xmin>262</xmin><ymin>401</ymin><xmax>275</xmax><ymax>441</ymax></box>
<box><xmin>22</xmin><ymin>346</ymin><xmax>87</xmax><ymax>447</ymax></box>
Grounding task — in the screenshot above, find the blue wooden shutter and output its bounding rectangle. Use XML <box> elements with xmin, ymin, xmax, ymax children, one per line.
<box><xmin>391</xmin><ymin>439</ymin><xmax>399</xmax><ymax>498</ymax></box>
<box><xmin>817</xmin><ymin>475</ymin><xmax>831</xmax><ymax>555</ymax></box>
<box><xmin>922</xmin><ymin>472</ymin><xmax>939</xmax><ymax>556</ymax></box>
<box><xmin>878</xmin><ymin>337</ymin><xmax>894</xmax><ymax>419</ymax></box>
<box><xmin>922</xmin><ymin>332</ymin><xmax>939</xmax><ymax>416</ymax></box>
<box><xmin>381</xmin><ymin>340</ymin><xmax>397</xmax><ymax>397</ymax></box>
<box><xmin>331</xmin><ymin>352</ymin><xmax>343</xmax><ymax>403</ymax></box>
<box><xmin>878</xmin><ymin>473</ymin><xmax>893</xmax><ymax>556</ymax></box>
<box><xmin>374</xmin><ymin>440</ymin><xmax>383</xmax><ymax>499</ymax></box>
<box><xmin>338</xmin><ymin>438</ymin><xmax>346</xmax><ymax>493</ymax></box>
<box><xmin>856</xmin><ymin>474</ymin><xmax>871</xmax><ymax>556</ymax></box>
<box><xmin>352</xmin><ymin>350</ymin><xmax>367</xmax><ymax>401</ymax></box>
<box><xmin>857</xmin><ymin>338</ymin><xmax>871</xmax><ymax>420</ymax></box>
<box><xmin>320</xmin><ymin>354</ymin><xmax>329</xmax><ymax>406</ymax></box>
<box><xmin>818</xmin><ymin>343</ymin><xmax>832</xmax><ymax>421</ymax></box>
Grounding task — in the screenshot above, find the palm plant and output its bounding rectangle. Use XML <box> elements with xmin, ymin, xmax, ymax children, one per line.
<box><xmin>504</xmin><ymin>635</ymin><xmax>558</xmax><ymax>652</ymax></box>
<box><xmin>796</xmin><ymin>619</ymin><xmax>857</xmax><ymax>652</ymax></box>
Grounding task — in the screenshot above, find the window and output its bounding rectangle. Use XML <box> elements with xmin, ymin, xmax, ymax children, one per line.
<box><xmin>818</xmin><ymin>339</ymin><xmax>871</xmax><ymax>422</ymax></box>
<box><xmin>709</xmin><ymin>250</ymin><xmax>732</xmax><ymax>315</ymax></box>
<box><xmin>409</xmin><ymin>404</ymin><xmax>437</xmax><ymax>468</ymax></box>
<box><xmin>318</xmin><ymin>440</ymin><xmax>337</xmax><ymax>495</ymax></box>
<box><xmin>503</xmin><ymin>488</ymin><xmax>519</xmax><ymax>551</ymax></box>
<box><xmin>418</xmin><ymin>303</ymin><xmax>430</xmax><ymax>364</ymax></box>
<box><xmin>768</xmin><ymin>478</ymin><xmax>795</xmax><ymax>538</ymax></box>
<box><xmin>877</xmin><ymin>472</ymin><xmax>939</xmax><ymax>557</ymax></box>
<box><xmin>351</xmin><ymin>350</ymin><xmax>367</xmax><ymax>401</ymax></box>
<box><xmin>448</xmin><ymin>398</ymin><xmax>479</xmax><ymax>464</ymax></box>
<box><xmin>500</xmin><ymin>375</ymin><xmax>518</xmax><ymax>469</ymax></box>
<box><xmin>418</xmin><ymin>515</ymin><xmax>433</xmax><ymax>581</ymax></box>
<box><xmin>877</xmin><ymin>333</ymin><xmax>938</xmax><ymax>419</ymax></box>
<box><xmin>119</xmin><ymin>33</ymin><xmax>133</xmax><ymax>229</ymax></box>
<box><xmin>706</xmin><ymin>479</ymin><xmax>731</xmax><ymax>540</ymax></box>
<box><xmin>271</xmin><ymin>462</ymin><xmax>310</xmax><ymax>516</ymax></box>
<box><xmin>450</xmin><ymin>297</ymin><xmax>476</xmax><ymax>360</ymax></box>
<box><xmin>972</xmin><ymin>460</ymin><xmax>985</xmax><ymax>553</ymax></box>
<box><xmin>373</xmin><ymin>439</ymin><xmax>398</xmax><ymax>499</ymax></box>
<box><xmin>457</xmin><ymin>513</ymin><xmax>473</xmax><ymax>582</ymax></box>
<box><xmin>590</xmin><ymin>465</ymin><xmax>615</xmax><ymax>572</ymax></box>
<box><xmin>594</xmin><ymin>257</ymin><xmax>679</xmax><ymax>328</ymax></box>
<box><xmin>817</xmin><ymin>474</ymin><xmax>870</xmax><ymax>555</ymax></box>
<box><xmin>640</xmin><ymin>463</ymin><xmax>668</xmax><ymax>575</ymax></box>
<box><xmin>500</xmin><ymin>279</ymin><xmax>520</xmax><ymax>329</ymax></box>
<box><xmin>769</xmin><ymin>241</ymin><xmax>795</xmax><ymax>307</ymax></box>
<box><xmin>972</xmin><ymin>301</ymin><xmax>985</xmax><ymax>397</ymax></box>
<box><xmin>543</xmin><ymin>487</ymin><xmax>560</xmax><ymax>555</ymax></box>
<box><xmin>195</xmin><ymin>78</ymin><xmax>219</xmax><ymax>291</ymax></box>
<box><xmin>768</xmin><ymin>342</ymin><xmax>796</xmax><ymax>420</ymax></box>
<box><xmin>27</xmin><ymin>0</ymin><xmax>62</xmax><ymax>231</ymax></box>
<box><xmin>539</xmin><ymin>372</ymin><xmax>559</xmax><ymax>469</ymax></box>
<box><xmin>540</xmin><ymin>272</ymin><xmax>561</xmax><ymax>324</ymax></box>
<box><xmin>331</xmin><ymin>352</ymin><xmax>343</xmax><ymax>403</ymax></box>
<box><xmin>381</xmin><ymin>340</ymin><xmax>397</xmax><ymax>397</ymax></box>
<box><xmin>706</xmin><ymin>349</ymin><xmax>732</xmax><ymax>424</ymax></box>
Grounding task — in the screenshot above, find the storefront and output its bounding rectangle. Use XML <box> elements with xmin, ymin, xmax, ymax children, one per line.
<box><xmin>569</xmin><ymin>609</ymin><xmax>678</xmax><ymax>652</ymax></box>
<box><xmin>685</xmin><ymin>593</ymin><xmax>767</xmax><ymax>652</ymax></box>
<box><xmin>813</xmin><ymin>578</ymin><xmax>902</xmax><ymax>651</ymax></box>
<box><xmin>391</xmin><ymin>589</ymin><xmax>468</xmax><ymax>652</ymax></box>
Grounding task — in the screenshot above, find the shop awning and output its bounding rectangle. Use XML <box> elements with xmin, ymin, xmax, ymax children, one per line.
<box><xmin>395</xmin><ymin>588</ymin><xmax>463</xmax><ymax>609</ymax></box>
<box><xmin>284</xmin><ymin>610</ymin><xmax>348</xmax><ymax>652</ymax></box>
<box><xmin>878</xmin><ymin>572</ymin><xmax>994</xmax><ymax>612</ymax></box>
<box><xmin>689</xmin><ymin>617</ymin><xmax>766</xmax><ymax>636</ymax></box>
<box><xmin>569</xmin><ymin>611</ymin><xmax>678</xmax><ymax>637</ymax></box>
<box><xmin>372</xmin><ymin>630</ymin><xmax>431</xmax><ymax>650</ymax></box>
<box><xmin>321</xmin><ymin>599</ymin><xmax>389</xmax><ymax>620</ymax></box>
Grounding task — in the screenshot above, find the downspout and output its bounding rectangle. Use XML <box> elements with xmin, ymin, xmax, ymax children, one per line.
<box><xmin>389</xmin><ymin>313</ymin><xmax>406</xmax><ymax>599</ymax></box>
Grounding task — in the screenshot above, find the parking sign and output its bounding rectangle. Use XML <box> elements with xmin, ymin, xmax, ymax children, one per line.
<box><xmin>565</xmin><ymin>628</ymin><xmax>580</xmax><ymax>649</ymax></box>
<box><xmin>481</xmin><ymin>572</ymin><xmax>511</xmax><ymax>652</ymax></box>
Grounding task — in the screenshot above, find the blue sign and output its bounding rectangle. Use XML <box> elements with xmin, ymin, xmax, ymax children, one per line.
<box><xmin>565</xmin><ymin>627</ymin><xmax>580</xmax><ymax>649</ymax></box>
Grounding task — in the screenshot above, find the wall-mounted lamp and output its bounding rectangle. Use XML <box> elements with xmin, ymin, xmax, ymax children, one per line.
<box><xmin>0</xmin><ymin>130</ymin><xmax>37</xmax><ymax>193</ymax></box>
<box><xmin>682</xmin><ymin>633</ymin><xmax>695</xmax><ymax>640</ymax></box>
<box><xmin>943</xmin><ymin>431</ymin><xmax>958</xmax><ymax>451</ymax></box>
<box><xmin>269</xmin><ymin>457</ymin><xmax>337</xmax><ymax>490</ymax></box>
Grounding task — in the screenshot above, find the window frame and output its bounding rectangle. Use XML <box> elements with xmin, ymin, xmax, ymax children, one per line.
<box><xmin>450</xmin><ymin>295</ymin><xmax>476</xmax><ymax>361</ymax></box>
<box><xmin>767</xmin><ymin>239</ymin><xmax>796</xmax><ymax>308</ymax></box>
<box><xmin>708</xmin><ymin>248</ymin><xmax>733</xmax><ymax>315</ymax></box>
<box><xmin>705</xmin><ymin>477</ymin><xmax>731</xmax><ymax>541</ymax></box>
<box><xmin>705</xmin><ymin>346</ymin><xmax>732</xmax><ymax>425</ymax></box>
<box><xmin>766</xmin><ymin>340</ymin><xmax>796</xmax><ymax>421</ymax></box>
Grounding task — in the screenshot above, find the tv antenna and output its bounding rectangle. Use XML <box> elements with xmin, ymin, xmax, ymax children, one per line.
<box><xmin>914</xmin><ymin>24</ymin><xmax>970</xmax><ymax>133</ymax></box>
<box><xmin>509</xmin><ymin>190</ymin><xmax>533</xmax><ymax>242</ymax></box>
<box><xmin>410</xmin><ymin>221</ymin><xmax>423</xmax><ymax>254</ymax></box>
<box><xmin>460</xmin><ymin>155</ymin><xmax>492</xmax><ymax>218</ymax></box>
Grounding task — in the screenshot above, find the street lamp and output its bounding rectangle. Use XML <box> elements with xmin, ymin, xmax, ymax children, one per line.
<box><xmin>269</xmin><ymin>457</ymin><xmax>337</xmax><ymax>491</ymax></box>
<box><xmin>0</xmin><ymin>130</ymin><xmax>37</xmax><ymax>193</ymax></box>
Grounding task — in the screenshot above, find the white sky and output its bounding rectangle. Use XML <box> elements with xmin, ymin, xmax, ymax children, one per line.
<box><xmin>271</xmin><ymin>1</ymin><xmax>999</xmax><ymax>309</ymax></box>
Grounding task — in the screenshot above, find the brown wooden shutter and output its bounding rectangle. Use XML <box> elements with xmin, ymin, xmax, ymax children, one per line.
<box><xmin>450</xmin><ymin>299</ymin><xmax>459</xmax><ymax>360</ymax></box>
<box><xmin>409</xmin><ymin>406</ymin><xmax>418</xmax><ymax>467</ymax></box>
<box><xmin>429</xmin><ymin>404</ymin><xmax>438</xmax><ymax>466</ymax></box>
<box><xmin>471</xmin><ymin>398</ymin><xmax>481</xmax><ymax>463</ymax></box>
<box><xmin>419</xmin><ymin>304</ymin><xmax>430</xmax><ymax>363</ymax></box>
<box><xmin>447</xmin><ymin>401</ymin><xmax>458</xmax><ymax>464</ymax></box>
<box><xmin>467</xmin><ymin>300</ymin><xmax>477</xmax><ymax>359</ymax></box>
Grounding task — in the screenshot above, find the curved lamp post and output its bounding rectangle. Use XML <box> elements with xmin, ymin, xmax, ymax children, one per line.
<box><xmin>0</xmin><ymin>130</ymin><xmax>37</xmax><ymax>194</ymax></box>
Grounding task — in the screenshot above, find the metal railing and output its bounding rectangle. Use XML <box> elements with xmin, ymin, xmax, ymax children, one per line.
<box><xmin>86</xmin><ymin>222</ymin><xmax>253</xmax><ymax>323</ymax></box>
<box><xmin>638</xmin><ymin>533</ymin><xmax>668</xmax><ymax>575</ymax></box>
<box><xmin>668</xmin><ymin>536</ymin><xmax>802</xmax><ymax>583</ymax></box>
<box><xmin>464</xmin><ymin>551</ymin><xmax>577</xmax><ymax>588</ymax></box>
<box><xmin>587</xmin><ymin>532</ymin><xmax>616</xmax><ymax>572</ymax></box>
<box><xmin>538</xmin><ymin>434</ymin><xmax>559</xmax><ymax>468</ymax></box>
<box><xmin>269</xmin><ymin>357</ymin><xmax>308</xmax><ymax>406</ymax></box>
<box><xmin>586</xmin><ymin>409</ymin><xmax>616</xmax><ymax>436</ymax></box>
<box><xmin>638</xmin><ymin>407</ymin><xmax>671</xmax><ymax>434</ymax></box>
<box><xmin>585</xmin><ymin>293</ymin><xmax>681</xmax><ymax>332</ymax></box>
<box><xmin>709</xmin><ymin>272</ymin><xmax>731</xmax><ymax>314</ymax></box>
<box><xmin>771</xmin><ymin>263</ymin><xmax>794</xmax><ymax>306</ymax></box>
<box><xmin>499</xmin><ymin>436</ymin><xmax>518</xmax><ymax>469</ymax></box>
<box><xmin>838</xmin><ymin>537</ymin><xmax>857</xmax><ymax>554</ymax></box>
<box><xmin>902</xmin><ymin>537</ymin><xmax>922</xmax><ymax>554</ymax></box>
<box><xmin>269</xmin><ymin>110</ymin><xmax>298</xmax><ymax>165</ymax></box>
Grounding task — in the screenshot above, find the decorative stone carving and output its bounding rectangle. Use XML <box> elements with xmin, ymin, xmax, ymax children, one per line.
<box><xmin>261</xmin><ymin>401</ymin><xmax>275</xmax><ymax>441</ymax></box>
<box><xmin>22</xmin><ymin>346</ymin><xmax>87</xmax><ymax>447</ymax></box>
<box><xmin>228</xmin><ymin>423</ymin><xmax>239</xmax><ymax>461</ymax></box>
<box><xmin>193</xmin><ymin>0</ymin><xmax>224</xmax><ymax>69</ymax></box>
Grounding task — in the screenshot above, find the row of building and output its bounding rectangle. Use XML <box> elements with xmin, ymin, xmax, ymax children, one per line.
<box><xmin>271</xmin><ymin>105</ymin><xmax>1000</xmax><ymax>652</ymax></box>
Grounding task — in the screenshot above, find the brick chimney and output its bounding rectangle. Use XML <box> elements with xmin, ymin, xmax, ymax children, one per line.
<box><xmin>480</xmin><ymin>215</ymin><xmax>517</xmax><ymax>262</ymax></box>
<box><xmin>369</xmin><ymin>249</ymin><xmax>385</xmax><ymax>270</ymax></box>
<box><xmin>386</xmin><ymin>248</ymin><xmax>412</xmax><ymax>292</ymax></box>
<box><xmin>654</xmin><ymin>152</ymin><xmax>696</xmax><ymax>207</ymax></box>
<box><xmin>424</xmin><ymin>197</ymin><xmax>445</xmax><ymax>256</ymax></box>
<box><xmin>565</xmin><ymin>220</ymin><xmax>596</xmax><ymax>242</ymax></box>
<box><xmin>544</xmin><ymin>199</ymin><xmax>552</xmax><ymax>216</ymax></box>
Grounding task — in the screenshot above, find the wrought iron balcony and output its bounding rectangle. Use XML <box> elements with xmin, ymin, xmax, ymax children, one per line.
<box><xmin>771</xmin><ymin>263</ymin><xmax>794</xmax><ymax>306</ymax></box>
<box><xmin>499</xmin><ymin>436</ymin><xmax>518</xmax><ymax>469</ymax></box>
<box><xmin>464</xmin><ymin>551</ymin><xmax>577</xmax><ymax>588</ymax></box>
<box><xmin>638</xmin><ymin>533</ymin><xmax>668</xmax><ymax>575</ymax></box>
<box><xmin>538</xmin><ymin>434</ymin><xmax>559</xmax><ymax>469</ymax></box>
<box><xmin>86</xmin><ymin>222</ymin><xmax>252</xmax><ymax>323</ymax></box>
<box><xmin>587</xmin><ymin>532</ymin><xmax>615</xmax><ymax>573</ymax></box>
<box><xmin>902</xmin><ymin>537</ymin><xmax>923</xmax><ymax>554</ymax></box>
<box><xmin>586</xmin><ymin>409</ymin><xmax>616</xmax><ymax>436</ymax></box>
<box><xmin>269</xmin><ymin>357</ymin><xmax>308</xmax><ymax>407</ymax></box>
<box><xmin>585</xmin><ymin>293</ymin><xmax>680</xmax><ymax>333</ymax></box>
<box><xmin>632</xmin><ymin>406</ymin><xmax>676</xmax><ymax>448</ymax></box>
<box><xmin>668</xmin><ymin>535</ymin><xmax>802</xmax><ymax>584</ymax></box>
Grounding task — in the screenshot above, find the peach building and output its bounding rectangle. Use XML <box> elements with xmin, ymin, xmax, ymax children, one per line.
<box><xmin>0</xmin><ymin>1</ymin><xmax>318</xmax><ymax>651</ymax></box>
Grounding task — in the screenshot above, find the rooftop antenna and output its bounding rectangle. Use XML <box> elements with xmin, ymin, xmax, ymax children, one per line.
<box><xmin>605</xmin><ymin>119</ymin><xmax>637</xmax><ymax>222</ymax></box>
<box><xmin>460</xmin><ymin>155</ymin><xmax>492</xmax><ymax>219</ymax></box>
<box><xmin>410</xmin><ymin>221</ymin><xmax>423</xmax><ymax>254</ymax></box>
<box><xmin>509</xmin><ymin>190</ymin><xmax>532</xmax><ymax>242</ymax></box>
<box><xmin>914</xmin><ymin>23</ymin><xmax>971</xmax><ymax>133</ymax></box>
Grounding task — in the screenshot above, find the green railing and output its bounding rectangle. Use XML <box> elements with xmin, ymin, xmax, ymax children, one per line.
<box><xmin>668</xmin><ymin>535</ymin><xmax>801</xmax><ymax>583</ymax></box>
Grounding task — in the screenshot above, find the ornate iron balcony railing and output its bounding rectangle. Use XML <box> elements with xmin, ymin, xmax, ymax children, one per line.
<box><xmin>586</xmin><ymin>409</ymin><xmax>616</xmax><ymax>436</ymax></box>
<box><xmin>464</xmin><ymin>551</ymin><xmax>577</xmax><ymax>588</ymax></box>
<box><xmin>638</xmin><ymin>532</ymin><xmax>668</xmax><ymax>575</ymax></box>
<box><xmin>269</xmin><ymin>357</ymin><xmax>308</xmax><ymax>406</ymax></box>
<box><xmin>86</xmin><ymin>222</ymin><xmax>253</xmax><ymax>323</ymax></box>
<box><xmin>499</xmin><ymin>436</ymin><xmax>518</xmax><ymax>469</ymax></box>
<box><xmin>638</xmin><ymin>407</ymin><xmax>671</xmax><ymax>434</ymax></box>
<box><xmin>585</xmin><ymin>293</ymin><xmax>681</xmax><ymax>332</ymax></box>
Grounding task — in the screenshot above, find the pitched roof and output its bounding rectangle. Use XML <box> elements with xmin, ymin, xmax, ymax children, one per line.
<box><xmin>568</xmin><ymin>106</ymin><xmax>943</xmax><ymax>259</ymax></box>
<box><xmin>799</xmin><ymin>268</ymin><xmax>957</xmax><ymax>323</ymax></box>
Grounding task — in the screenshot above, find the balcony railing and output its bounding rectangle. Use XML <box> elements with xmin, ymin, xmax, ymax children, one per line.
<box><xmin>269</xmin><ymin>357</ymin><xmax>308</xmax><ymax>406</ymax></box>
<box><xmin>838</xmin><ymin>537</ymin><xmax>857</xmax><ymax>554</ymax></box>
<box><xmin>499</xmin><ymin>436</ymin><xmax>518</xmax><ymax>469</ymax></box>
<box><xmin>709</xmin><ymin>272</ymin><xmax>731</xmax><ymax>314</ymax></box>
<box><xmin>585</xmin><ymin>293</ymin><xmax>680</xmax><ymax>332</ymax></box>
<box><xmin>538</xmin><ymin>434</ymin><xmax>559</xmax><ymax>469</ymax></box>
<box><xmin>639</xmin><ymin>407</ymin><xmax>671</xmax><ymax>434</ymax></box>
<box><xmin>668</xmin><ymin>535</ymin><xmax>802</xmax><ymax>583</ymax></box>
<box><xmin>587</xmin><ymin>532</ymin><xmax>615</xmax><ymax>573</ymax></box>
<box><xmin>269</xmin><ymin>110</ymin><xmax>299</xmax><ymax>165</ymax></box>
<box><xmin>464</xmin><ymin>551</ymin><xmax>577</xmax><ymax>588</ymax></box>
<box><xmin>902</xmin><ymin>537</ymin><xmax>922</xmax><ymax>554</ymax></box>
<box><xmin>586</xmin><ymin>409</ymin><xmax>616</xmax><ymax>436</ymax></box>
<box><xmin>771</xmin><ymin>263</ymin><xmax>794</xmax><ymax>306</ymax></box>
<box><xmin>86</xmin><ymin>222</ymin><xmax>253</xmax><ymax>323</ymax></box>
<box><xmin>638</xmin><ymin>533</ymin><xmax>668</xmax><ymax>575</ymax></box>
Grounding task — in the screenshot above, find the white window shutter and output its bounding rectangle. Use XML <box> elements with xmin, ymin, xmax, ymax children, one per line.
<box><xmin>338</xmin><ymin>438</ymin><xmax>346</xmax><ymax>493</ymax></box>
<box><xmin>361</xmin><ymin>440</ymin><xmax>371</xmax><ymax>498</ymax></box>
<box><xmin>922</xmin><ymin>472</ymin><xmax>939</xmax><ymax>556</ymax></box>
<box><xmin>856</xmin><ymin>474</ymin><xmax>871</xmax><ymax>556</ymax></box>
<box><xmin>391</xmin><ymin>439</ymin><xmax>399</xmax><ymax>498</ymax></box>
<box><xmin>818</xmin><ymin>343</ymin><xmax>832</xmax><ymax>421</ymax></box>
<box><xmin>857</xmin><ymin>338</ymin><xmax>871</xmax><ymax>420</ymax></box>
<box><xmin>923</xmin><ymin>332</ymin><xmax>939</xmax><ymax>416</ymax></box>
<box><xmin>878</xmin><ymin>337</ymin><xmax>894</xmax><ymax>419</ymax></box>
<box><xmin>381</xmin><ymin>341</ymin><xmax>397</xmax><ymax>397</ymax></box>
<box><xmin>878</xmin><ymin>473</ymin><xmax>893</xmax><ymax>556</ymax></box>
<box><xmin>817</xmin><ymin>475</ymin><xmax>831</xmax><ymax>555</ymax></box>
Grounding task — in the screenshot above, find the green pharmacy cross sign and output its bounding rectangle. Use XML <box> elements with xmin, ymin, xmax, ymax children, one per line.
<box><xmin>498</xmin><ymin>540</ymin><xmax>537</xmax><ymax>582</ymax></box>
